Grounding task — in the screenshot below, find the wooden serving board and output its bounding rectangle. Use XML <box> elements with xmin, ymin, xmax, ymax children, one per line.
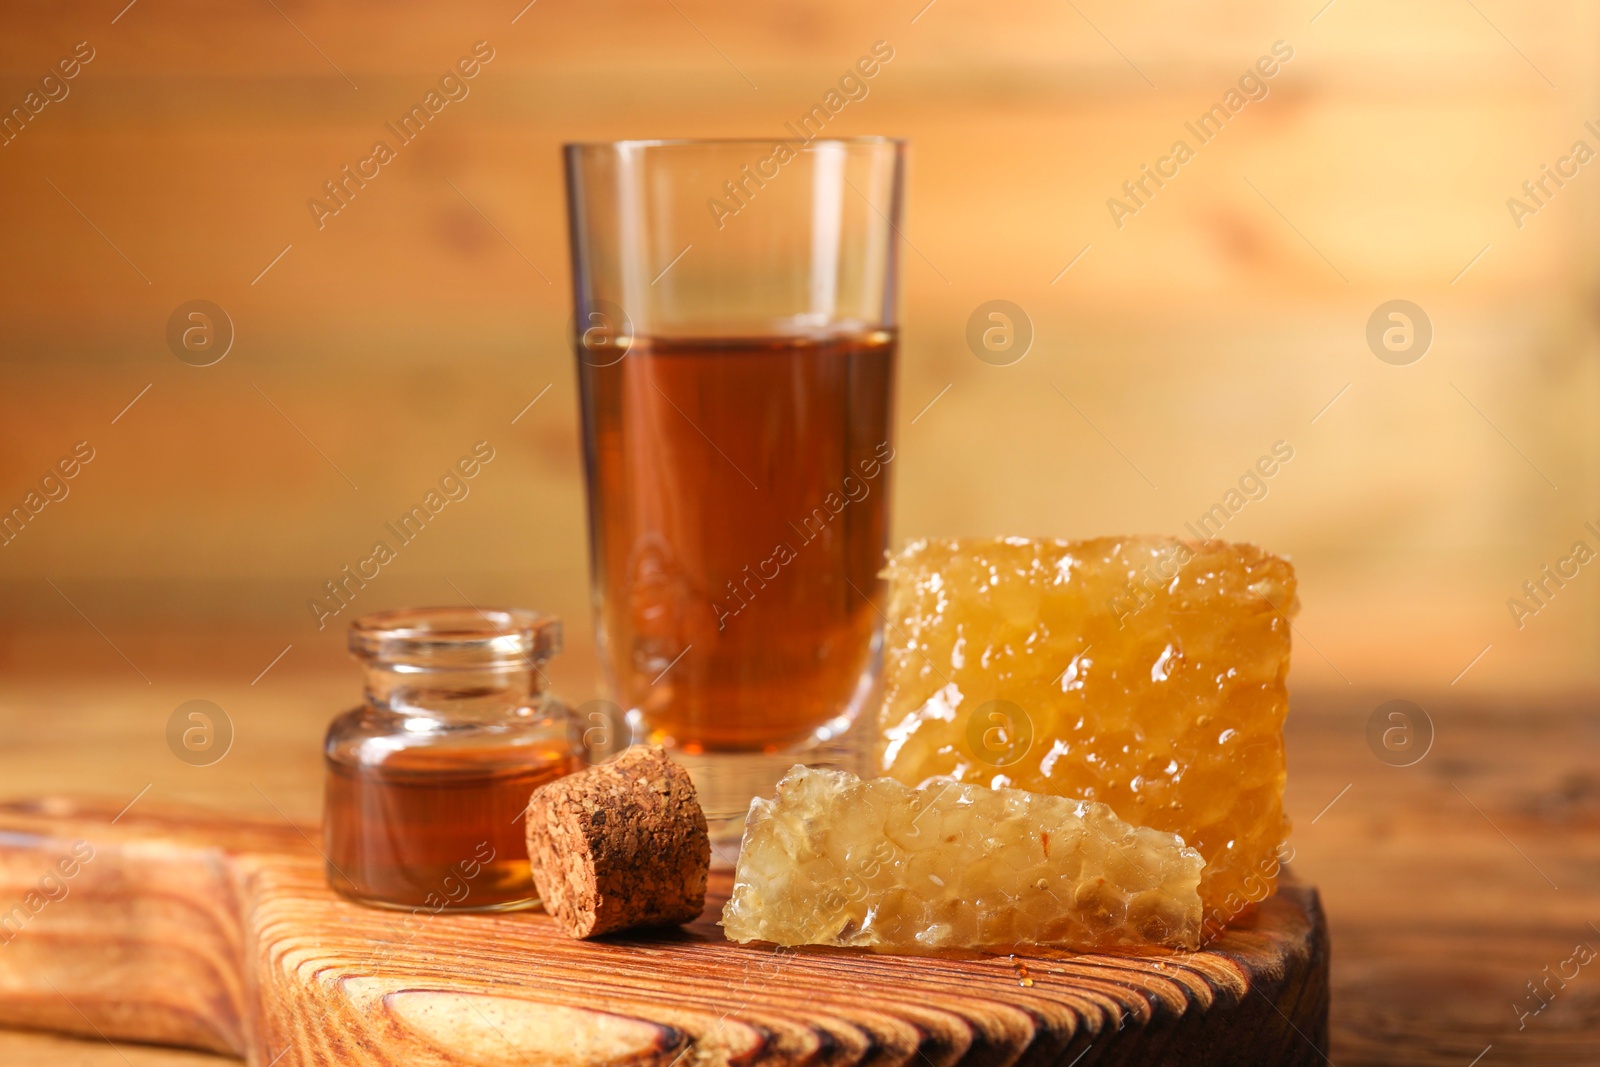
<box><xmin>0</xmin><ymin>797</ymin><xmax>1328</xmax><ymax>1066</ymax></box>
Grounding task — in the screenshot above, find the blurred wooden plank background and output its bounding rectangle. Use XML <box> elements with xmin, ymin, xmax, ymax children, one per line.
<box><xmin>1</xmin><ymin>0</ymin><xmax>1598</xmax><ymax>695</ymax></box>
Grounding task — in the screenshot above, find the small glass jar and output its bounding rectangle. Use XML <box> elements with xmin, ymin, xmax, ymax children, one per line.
<box><xmin>323</xmin><ymin>606</ymin><xmax>575</xmax><ymax>911</ymax></box>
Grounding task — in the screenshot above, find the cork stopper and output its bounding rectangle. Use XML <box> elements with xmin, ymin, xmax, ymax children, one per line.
<box><xmin>525</xmin><ymin>745</ymin><xmax>710</xmax><ymax>938</ymax></box>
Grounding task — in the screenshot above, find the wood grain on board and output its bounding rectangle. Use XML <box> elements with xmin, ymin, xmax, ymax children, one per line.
<box><xmin>0</xmin><ymin>681</ymin><xmax>1596</xmax><ymax>1064</ymax></box>
<box><xmin>0</xmin><ymin>795</ymin><xmax>1328</xmax><ymax>1066</ymax></box>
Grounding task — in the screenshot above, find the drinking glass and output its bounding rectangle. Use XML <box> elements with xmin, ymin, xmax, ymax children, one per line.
<box><xmin>564</xmin><ymin>137</ymin><xmax>904</xmax><ymax>841</ymax></box>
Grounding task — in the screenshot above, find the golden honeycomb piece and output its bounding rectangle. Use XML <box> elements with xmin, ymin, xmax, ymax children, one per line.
<box><xmin>722</xmin><ymin>765</ymin><xmax>1204</xmax><ymax>951</ymax></box>
<box><xmin>877</xmin><ymin>536</ymin><xmax>1296</xmax><ymax>932</ymax></box>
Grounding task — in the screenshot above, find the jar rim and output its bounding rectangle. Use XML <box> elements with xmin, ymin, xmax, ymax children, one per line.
<box><xmin>349</xmin><ymin>606</ymin><xmax>561</xmax><ymax>668</ymax></box>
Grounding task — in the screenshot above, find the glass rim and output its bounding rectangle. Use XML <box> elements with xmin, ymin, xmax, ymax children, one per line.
<box><xmin>563</xmin><ymin>135</ymin><xmax>905</xmax><ymax>151</ymax></box>
<box><xmin>349</xmin><ymin>606</ymin><xmax>561</xmax><ymax>668</ymax></box>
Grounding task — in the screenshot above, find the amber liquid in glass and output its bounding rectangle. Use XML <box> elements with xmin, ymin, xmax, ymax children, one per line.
<box><xmin>324</xmin><ymin>739</ymin><xmax>574</xmax><ymax>910</ymax></box>
<box><xmin>579</xmin><ymin>330</ymin><xmax>896</xmax><ymax>751</ymax></box>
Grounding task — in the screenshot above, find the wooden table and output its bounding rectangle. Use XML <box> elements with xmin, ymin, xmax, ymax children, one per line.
<box><xmin>0</xmin><ymin>673</ymin><xmax>1594</xmax><ymax>1066</ymax></box>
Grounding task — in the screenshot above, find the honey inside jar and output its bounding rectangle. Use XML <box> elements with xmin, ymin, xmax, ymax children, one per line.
<box><xmin>323</xmin><ymin>607</ymin><xmax>575</xmax><ymax>911</ymax></box>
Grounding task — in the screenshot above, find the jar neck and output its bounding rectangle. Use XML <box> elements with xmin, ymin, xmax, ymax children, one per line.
<box><xmin>363</xmin><ymin>663</ymin><xmax>548</xmax><ymax>722</ymax></box>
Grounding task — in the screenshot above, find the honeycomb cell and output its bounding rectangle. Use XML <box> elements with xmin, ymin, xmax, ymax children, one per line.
<box><xmin>722</xmin><ymin>766</ymin><xmax>1204</xmax><ymax>952</ymax></box>
<box><xmin>877</xmin><ymin>536</ymin><xmax>1296</xmax><ymax>930</ymax></box>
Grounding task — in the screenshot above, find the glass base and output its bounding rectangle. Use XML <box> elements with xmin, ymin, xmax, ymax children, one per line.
<box><xmin>670</xmin><ymin>731</ymin><xmax>869</xmax><ymax>868</ymax></box>
<box><xmin>330</xmin><ymin>884</ymin><xmax>542</xmax><ymax>913</ymax></box>
<box><xmin>615</xmin><ymin>638</ymin><xmax>884</xmax><ymax>867</ymax></box>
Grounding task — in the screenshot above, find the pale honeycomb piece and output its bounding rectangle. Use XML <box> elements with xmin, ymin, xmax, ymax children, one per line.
<box><xmin>722</xmin><ymin>766</ymin><xmax>1204</xmax><ymax>952</ymax></box>
<box><xmin>877</xmin><ymin>536</ymin><xmax>1296</xmax><ymax>932</ymax></box>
